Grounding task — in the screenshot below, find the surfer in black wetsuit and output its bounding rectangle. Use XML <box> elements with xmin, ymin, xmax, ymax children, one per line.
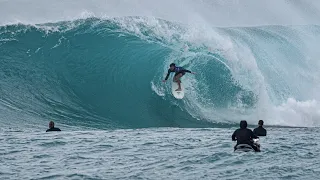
<box><xmin>162</xmin><ymin>63</ymin><xmax>195</xmax><ymax>91</ymax></box>
<box><xmin>232</xmin><ymin>120</ymin><xmax>260</xmax><ymax>152</ymax></box>
<box><xmin>46</xmin><ymin>121</ymin><xmax>61</xmax><ymax>132</ymax></box>
<box><xmin>253</xmin><ymin>120</ymin><xmax>267</xmax><ymax>136</ymax></box>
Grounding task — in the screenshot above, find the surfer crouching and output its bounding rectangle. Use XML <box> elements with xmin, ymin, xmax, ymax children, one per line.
<box><xmin>162</xmin><ymin>63</ymin><xmax>195</xmax><ymax>91</ymax></box>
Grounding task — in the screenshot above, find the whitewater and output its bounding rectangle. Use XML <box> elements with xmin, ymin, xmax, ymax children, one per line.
<box><xmin>1</xmin><ymin>0</ymin><xmax>320</xmax><ymax>179</ymax></box>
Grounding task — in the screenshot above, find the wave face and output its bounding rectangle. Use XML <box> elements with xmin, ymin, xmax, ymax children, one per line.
<box><xmin>1</xmin><ymin>17</ymin><xmax>320</xmax><ymax>128</ymax></box>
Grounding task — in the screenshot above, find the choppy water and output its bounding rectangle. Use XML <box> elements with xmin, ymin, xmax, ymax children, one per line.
<box><xmin>2</xmin><ymin>127</ymin><xmax>320</xmax><ymax>179</ymax></box>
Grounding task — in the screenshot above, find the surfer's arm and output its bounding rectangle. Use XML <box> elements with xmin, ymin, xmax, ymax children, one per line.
<box><xmin>182</xmin><ymin>69</ymin><xmax>192</xmax><ymax>73</ymax></box>
<box><xmin>164</xmin><ymin>70</ymin><xmax>171</xmax><ymax>81</ymax></box>
<box><xmin>232</xmin><ymin>130</ymin><xmax>237</xmax><ymax>141</ymax></box>
<box><xmin>181</xmin><ymin>68</ymin><xmax>195</xmax><ymax>74</ymax></box>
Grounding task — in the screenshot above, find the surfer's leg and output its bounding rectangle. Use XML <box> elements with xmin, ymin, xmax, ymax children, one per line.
<box><xmin>174</xmin><ymin>73</ymin><xmax>183</xmax><ymax>91</ymax></box>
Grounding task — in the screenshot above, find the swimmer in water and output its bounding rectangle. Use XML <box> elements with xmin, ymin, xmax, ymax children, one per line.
<box><xmin>253</xmin><ymin>120</ymin><xmax>267</xmax><ymax>136</ymax></box>
<box><xmin>46</xmin><ymin>121</ymin><xmax>61</xmax><ymax>132</ymax></box>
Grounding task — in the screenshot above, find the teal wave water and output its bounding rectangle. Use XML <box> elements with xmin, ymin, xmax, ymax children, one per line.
<box><xmin>1</xmin><ymin>18</ymin><xmax>320</xmax><ymax>129</ymax></box>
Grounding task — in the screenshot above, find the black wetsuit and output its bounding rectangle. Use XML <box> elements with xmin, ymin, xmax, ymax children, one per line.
<box><xmin>164</xmin><ymin>67</ymin><xmax>191</xmax><ymax>81</ymax></box>
<box><xmin>46</xmin><ymin>127</ymin><xmax>61</xmax><ymax>132</ymax></box>
<box><xmin>232</xmin><ymin>128</ymin><xmax>259</xmax><ymax>151</ymax></box>
<box><xmin>253</xmin><ymin>126</ymin><xmax>267</xmax><ymax>136</ymax></box>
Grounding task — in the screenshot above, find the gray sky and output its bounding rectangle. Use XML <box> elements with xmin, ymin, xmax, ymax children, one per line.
<box><xmin>1</xmin><ymin>0</ymin><xmax>320</xmax><ymax>26</ymax></box>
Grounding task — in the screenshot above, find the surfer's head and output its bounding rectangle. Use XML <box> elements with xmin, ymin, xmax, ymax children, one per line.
<box><xmin>49</xmin><ymin>121</ymin><xmax>55</xmax><ymax>129</ymax></box>
<box><xmin>258</xmin><ymin>120</ymin><xmax>264</xmax><ymax>126</ymax></box>
<box><xmin>169</xmin><ymin>63</ymin><xmax>176</xmax><ymax>70</ymax></box>
<box><xmin>240</xmin><ymin>120</ymin><xmax>247</xmax><ymax>129</ymax></box>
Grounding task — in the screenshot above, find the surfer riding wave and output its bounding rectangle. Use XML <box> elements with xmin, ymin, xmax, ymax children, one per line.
<box><xmin>162</xmin><ymin>63</ymin><xmax>195</xmax><ymax>91</ymax></box>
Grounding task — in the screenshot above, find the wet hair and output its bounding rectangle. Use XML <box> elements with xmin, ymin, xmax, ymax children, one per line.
<box><xmin>169</xmin><ymin>63</ymin><xmax>176</xmax><ymax>67</ymax></box>
<box><xmin>240</xmin><ymin>120</ymin><xmax>247</xmax><ymax>129</ymax></box>
<box><xmin>258</xmin><ymin>120</ymin><xmax>264</xmax><ymax>126</ymax></box>
<box><xmin>49</xmin><ymin>121</ymin><xmax>55</xmax><ymax>128</ymax></box>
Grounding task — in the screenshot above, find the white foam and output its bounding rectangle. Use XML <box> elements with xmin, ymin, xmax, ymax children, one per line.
<box><xmin>271</xmin><ymin>98</ymin><xmax>320</xmax><ymax>127</ymax></box>
<box><xmin>151</xmin><ymin>81</ymin><xmax>165</xmax><ymax>97</ymax></box>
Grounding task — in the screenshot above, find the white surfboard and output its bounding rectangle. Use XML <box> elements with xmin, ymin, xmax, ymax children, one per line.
<box><xmin>171</xmin><ymin>82</ymin><xmax>184</xmax><ymax>99</ymax></box>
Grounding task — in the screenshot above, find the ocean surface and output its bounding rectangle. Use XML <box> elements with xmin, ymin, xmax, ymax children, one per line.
<box><xmin>2</xmin><ymin>128</ymin><xmax>320</xmax><ymax>179</ymax></box>
<box><xmin>1</xmin><ymin>0</ymin><xmax>320</xmax><ymax>179</ymax></box>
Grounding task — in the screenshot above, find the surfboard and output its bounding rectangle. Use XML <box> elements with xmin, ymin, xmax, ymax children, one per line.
<box><xmin>171</xmin><ymin>81</ymin><xmax>184</xmax><ymax>99</ymax></box>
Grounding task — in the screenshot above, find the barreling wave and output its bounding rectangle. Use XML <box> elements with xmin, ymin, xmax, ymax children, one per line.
<box><xmin>1</xmin><ymin>17</ymin><xmax>320</xmax><ymax>129</ymax></box>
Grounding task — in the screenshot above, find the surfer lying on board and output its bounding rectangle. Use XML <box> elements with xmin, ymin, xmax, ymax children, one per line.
<box><xmin>162</xmin><ymin>63</ymin><xmax>195</xmax><ymax>91</ymax></box>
